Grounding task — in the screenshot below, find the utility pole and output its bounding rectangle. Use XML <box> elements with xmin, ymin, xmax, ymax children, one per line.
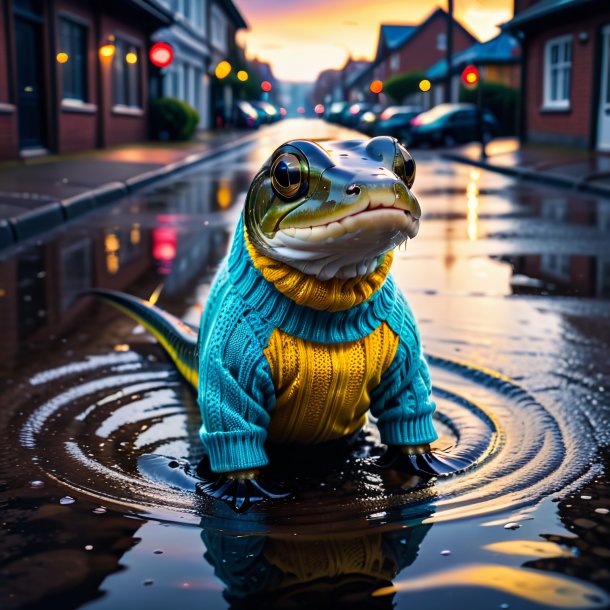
<box><xmin>446</xmin><ymin>0</ymin><xmax>454</xmax><ymax>103</ymax></box>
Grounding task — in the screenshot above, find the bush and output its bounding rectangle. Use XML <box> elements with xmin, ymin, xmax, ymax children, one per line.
<box><xmin>383</xmin><ymin>71</ymin><xmax>425</xmax><ymax>104</ymax></box>
<box><xmin>150</xmin><ymin>97</ymin><xmax>200</xmax><ymax>141</ymax></box>
<box><xmin>459</xmin><ymin>82</ymin><xmax>519</xmax><ymax>135</ymax></box>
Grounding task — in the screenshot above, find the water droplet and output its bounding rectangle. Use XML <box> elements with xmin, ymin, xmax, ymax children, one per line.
<box><xmin>85</xmin><ymin>545</ymin><xmax>93</xmax><ymax>551</ymax></box>
<box><xmin>59</xmin><ymin>496</ymin><xmax>75</xmax><ymax>505</ymax></box>
<box><xmin>440</xmin><ymin>549</ymin><xmax>451</xmax><ymax>556</ymax></box>
<box><xmin>153</xmin><ymin>549</ymin><xmax>163</xmax><ymax>554</ymax></box>
<box><xmin>30</xmin><ymin>480</ymin><xmax>45</xmax><ymax>488</ymax></box>
<box><xmin>92</xmin><ymin>507</ymin><xmax>107</xmax><ymax>514</ymax></box>
<box><xmin>504</xmin><ymin>522</ymin><xmax>521</xmax><ymax>530</ymax></box>
<box><xmin>143</xmin><ymin>579</ymin><xmax>154</xmax><ymax>586</ymax></box>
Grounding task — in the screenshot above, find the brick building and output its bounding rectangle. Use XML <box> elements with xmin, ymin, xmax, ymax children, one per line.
<box><xmin>0</xmin><ymin>0</ymin><xmax>173</xmax><ymax>161</ymax></box>
<box><xmin>505</xmin><ymin>0</ymin><xmax>610</xmax><ymax>151</ymax></box>
<box><xmin>347</xmin><ymin>8</ymin><xmax>477</xmax><ymax>103</ymax></box>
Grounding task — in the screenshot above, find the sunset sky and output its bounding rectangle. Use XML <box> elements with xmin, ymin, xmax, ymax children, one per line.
<box><xmin>234</xmin><ymin>0</ymin><xmax>514</xmax><ymax>82</ymax></box>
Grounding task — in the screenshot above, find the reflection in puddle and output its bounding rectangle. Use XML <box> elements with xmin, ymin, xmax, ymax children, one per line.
<box><xmin>374</xmin><ymin>564</ymin><xmax>609</xmax><ymax>608</ymax></box>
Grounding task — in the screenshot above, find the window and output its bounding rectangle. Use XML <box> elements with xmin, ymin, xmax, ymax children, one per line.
<box><xmin>543</xmin><ymin>35</ymin><xmax>572</xmax><ymax>109</ymax></box>
<box><xmin>390</xmin><ymin>53</ymin><xmax>399</xmax><ymax>71</ymax></box>
<box><xmin>113</xmin><ymin>38</ymin><xmax>141</xmax><ymax>108</ymax></box>
<box><xmin>59</xmin><ymin>18</ymin><xmax>87</xmax><ymax>102</ymax></box>
<box><xmin>211</xmin><ymin>5</ymin><xmax>227</xmax><ymax>53</ymax></box>
<box><xmin>437</xmin><ymin>32</ymin><xmax>447</xmax><ymax>51</ymax></box>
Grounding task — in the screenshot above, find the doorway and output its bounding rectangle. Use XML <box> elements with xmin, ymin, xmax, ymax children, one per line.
<box><xmin>13</xmin><ymin>0</ymin><xmax>46</xmax><ymax>152</ymax></box>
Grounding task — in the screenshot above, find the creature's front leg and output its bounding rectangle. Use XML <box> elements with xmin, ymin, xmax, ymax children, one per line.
<box><xmin>198</xmin><ymin>467</ymin><xmax>290</xmax><ymax>512</ymax></box>
<box><xmin>378</xmin><ymin>443</ymin><xmax>471</xmax><ymax>479</ymax></box>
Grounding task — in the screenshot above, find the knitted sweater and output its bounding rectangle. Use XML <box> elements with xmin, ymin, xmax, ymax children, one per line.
<box><xmin>197</xmin><ymin>216</ymin><xmax>437</xmax><ymax>473</ymax></box>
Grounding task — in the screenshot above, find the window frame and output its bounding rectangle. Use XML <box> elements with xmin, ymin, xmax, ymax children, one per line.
<box><xmin>58</xmin><ymin>15</ymin><xmax>88</xmax><ymax>103</ymax></box>
<box><xmin>542</xmin><ymin>34</ymin><xmax>572</xmax><ymax>111</ymax></box>
<box><xmin>112</xmin><ymin>36</ymin><xmax>142</xmax><ymax>110</ymax></box>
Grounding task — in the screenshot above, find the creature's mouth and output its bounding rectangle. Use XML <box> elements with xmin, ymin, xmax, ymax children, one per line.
<box><xmin>279</xmin><ymin>203</ymin><xmax>420</xmax><ymax>241</ymax></box>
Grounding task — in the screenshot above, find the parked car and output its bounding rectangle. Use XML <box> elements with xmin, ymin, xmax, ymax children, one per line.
<box><xmin>339</xmin><ymin>102</ymin><xmax>375</xmax><ymax>127</ymax></box>
<box><xmin>233</xmin><ymin>100</ymin><xmax>260</xmax><ymax>129</ymax></box>
<box><xmin>326</xmin><ymin>101</ymin><xmax>349</xmax><ymax>123</ymax></box>
<box><xmin>356</xmin><ymin>109</ymin><xmax>379</xmax><ymax>135</ymax></box>
<box><xmin>370</xmin><ymin>105</ymin><xmax>422</xmax><ymax>138</ymax></box>
<box><xmin>403</xmin><ymin>103</ymin><xmax>498</xmax><ymax>147</ymax></box>
<box><xmin>251</xmin><ymin>100</ymin><xmax>281</xmax><ymax>123</ymax></box>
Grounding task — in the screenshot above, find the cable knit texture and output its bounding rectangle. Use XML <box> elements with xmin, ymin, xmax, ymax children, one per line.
<box><xmin>197</xmin><ymin>215</ymin><xmax>437</xmax><ymax>473</ymax></box>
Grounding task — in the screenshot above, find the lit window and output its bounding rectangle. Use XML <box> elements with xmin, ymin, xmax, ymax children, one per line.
<box><xmin>59</xmin><ymin>18</ymin><xmax>87</xmax><ymax>102</ymax></box>
<box><xmin>543</xmin><ymin>35</ymin><xmax>572</xmax><ymax>109</ymax></box>
<box><xmin>113</xmin><ymin>38</ymin><xmax>141</xmax><ymax>108</ymax></box>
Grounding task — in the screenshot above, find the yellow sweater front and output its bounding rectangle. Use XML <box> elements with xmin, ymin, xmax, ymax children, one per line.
<box><xmin>246</xmin><ymin>233</ymin><xmax>400</xmax><ymax>443</ymax></box>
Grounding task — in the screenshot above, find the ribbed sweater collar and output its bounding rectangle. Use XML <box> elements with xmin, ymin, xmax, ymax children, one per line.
<box><xmin>227</xmin><ymin>216</ymin><xmax>398</xmax><ymax>343</ymax></box>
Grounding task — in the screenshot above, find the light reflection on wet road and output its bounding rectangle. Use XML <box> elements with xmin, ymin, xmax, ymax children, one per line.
<box><xmin>0</xmin><ymin>120</ymin><xmax>609</xmax><ymax>610</ymax></box>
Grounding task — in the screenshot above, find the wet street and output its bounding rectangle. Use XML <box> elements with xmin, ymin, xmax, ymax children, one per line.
<box><xmin>1</xmin><ymin>119</ymin><xmax>610</xmax><ymax>609</ymax></box>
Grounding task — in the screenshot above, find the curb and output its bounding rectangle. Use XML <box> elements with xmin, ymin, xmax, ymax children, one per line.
<box><xmin>1</xmin><ymin>130</ymin><xmax>260</xmax><ymax>250</ymax></box>
<box><xmin>441</xmin><ymin>152</ymin><xmax>610</xmax><ymax>198</ymax></box>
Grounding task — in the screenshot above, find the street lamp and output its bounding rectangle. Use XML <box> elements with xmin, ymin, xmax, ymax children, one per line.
<box><xmin>215</xmin><ymin>61</ymin><xmax>232</xmax><ymax>79</ymax></box>
<box><xmin>369</xmin><ymin>80</ymin><xmax>383</xmax><ymax>94</ymax></box>
<box><xmin>237</xmin><ymin>70</ymin><xmax>248</xmax><ymax>81</ymax></box>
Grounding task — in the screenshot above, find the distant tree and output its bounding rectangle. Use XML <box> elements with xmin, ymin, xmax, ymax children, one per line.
<box><xmin>383</xmin><ymin>71</ymin><xmax>425</xmax><ymax>103</ymax></box>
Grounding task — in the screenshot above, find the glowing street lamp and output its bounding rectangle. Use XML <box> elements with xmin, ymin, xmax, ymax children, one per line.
<box><xmin>419</xmin><ymin>79</ymin><xmax>431</xmax><ymax>92</ymax></box>
<box><xmin>369</xmin><ymin>80</ymin><xmax>383</xmax><ymax>94</ymax></box>
<box><xmin>215</xmin><ymin>60</ymin><xmax>232</xmax><ymax>79</ymax></box>
<box><xmin>126</xmin><ymin>51</ymin><xmax>138</xmax><ymax>64</ymax></box>
<box><xmin>56</xmin><ymin>52</ymin><xmax>69</xmax><ymax>64</ymax></box>
<box><xmin>99</xmin><ymin>43</ymin><xmax>116</xmax><ymax>59</ymax></box>
<box><xmin>237</xmin><ymin>70</ymin><xmax>248</xmax><ymax>81</ymax></box>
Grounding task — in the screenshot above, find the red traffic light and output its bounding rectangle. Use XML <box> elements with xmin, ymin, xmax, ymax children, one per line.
<box><xmin>461</xmin><ymin>65</ymin><xmax>480</xmax><ymax>87</ymax></box>
<box><xmin>261</xmin><ymin>81</ymin><xmax>272</xmax><ymax>92</ymax></box>
<box><xmin>150</xmin><ymin>42</ymin><xmax>173</xmax><ymax>68</ymax></box>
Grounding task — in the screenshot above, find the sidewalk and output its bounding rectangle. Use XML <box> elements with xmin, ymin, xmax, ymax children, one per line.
<box><xmin>0</xmin><ymin>129</ymin><xmax>260</xmax><ymax>250</ymax></box>
<box><xmin>442</xmin><ymin>137</ymin><xmax>610</xmax><ymax>198</ymax></box>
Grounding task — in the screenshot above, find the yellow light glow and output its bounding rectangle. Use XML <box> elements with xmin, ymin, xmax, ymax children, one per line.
<box><xmin>373</xmin><ymin>564</ymin><xmax>609</xmax><ymax>608</ymax></box>
<box><xmin>466</xmin><ymin>171</ymin><xmax>479</xmax><ymax>242</ymax></box>
<box><xmin>419</xmin><ymin>79</ymin><xmax>431</xmax><ymax>92</ymax></box>
<box><xmin>217</xmin><ymin>180</ymin><xmax>232</xmax><ymax>209</ymax></box>
<box><xmin>106</xmin><ymin>253</ymin><xmax>119</xmax><ymax>274</ymax></box>
<box><xmin>126</xmin><ymin>51</ymin><xmax>138</xmax><ymax>64</ymax></box>
<box><xmin>215</xmin><ymin>60</ymin><xmax>232</xmax><ymax>79</ymax></box>
<box><xmin>466</xmin><ymin>72</ymin><xmax>477</xmax><ymax>84</ymax></box>
<box><xmin>99</xmin><ymin>44</ymin><xmax>116</xmax><ymax>59</ymax></box>
<box><xmin>56</xmin><ymin>52</ymin><xmax>69</xmax><ymax>64</ymax></box>
<box><xmin>130</xmin><ymin>223</ymin><xmax>141</xmax><ymax>245</ymax></box>
<box><xmin>237</xmin><ymin>70</ymin><xmax>248</xmax><ymax>81</ymax></box>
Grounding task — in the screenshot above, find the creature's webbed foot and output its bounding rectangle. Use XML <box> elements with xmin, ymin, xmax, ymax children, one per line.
<box><xmin>377</xmin><ymin>444</ymin><xmax>471</xmax><ymax>480</ymax></box>
<box><xmin>197</xmin><ymin>468</ymin><xmax>291</xmax><ymax>512</ymax></box>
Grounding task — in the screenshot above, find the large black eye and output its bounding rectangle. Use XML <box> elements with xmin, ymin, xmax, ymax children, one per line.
<box><xmin>271</xmin><ymin>153</ymin><xmax>304</xmax><ymax>200</ymax></box>
<box><xmin>393</xmin><ymin>145</ymin><xmax>416</xmax><ymax>189</ymax></box>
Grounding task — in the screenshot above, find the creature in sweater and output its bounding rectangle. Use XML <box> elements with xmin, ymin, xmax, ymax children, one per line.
<box><xmin>94</xmin><ymin>136</ymin><xmax>467</xmax><ymax>512</ymax></box>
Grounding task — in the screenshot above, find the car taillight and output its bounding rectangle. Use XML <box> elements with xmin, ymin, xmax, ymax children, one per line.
<box><xmin>410</xmin><ymin>117</ymin><xmax>422</xmax><ymax>126</ymax></box>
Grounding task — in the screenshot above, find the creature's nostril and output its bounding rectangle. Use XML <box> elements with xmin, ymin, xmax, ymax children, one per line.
<box><xmin>346</xmin><ymin>184</ymin><xmax>361</xmax><ymax>196</ymax></box>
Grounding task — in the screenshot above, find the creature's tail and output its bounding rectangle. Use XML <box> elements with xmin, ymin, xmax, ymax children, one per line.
<box><xmin>89</xmin><ymin>289</ymin><xmax>199</xmax><ymax>389</ymax></box>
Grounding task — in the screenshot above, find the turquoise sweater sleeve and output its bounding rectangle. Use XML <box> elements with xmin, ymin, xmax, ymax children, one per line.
<box><xmin>197</xmin><ymin>265</ymin><xmax>276</xmax><ymax>473</ymax></box>
<box><xmin>370</xmin><ymin>295</ymin><xmax>438</xmax><ymax>447</ymax></box>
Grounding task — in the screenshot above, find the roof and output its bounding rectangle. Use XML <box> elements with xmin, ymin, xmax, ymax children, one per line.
<box><xmin>426</xmin><ymin>32</ymin><xmax>521</xmax><ymax>80</ymax></box>
<box><xmin>217</xmin><ymin>0</ymin><xmax>248</xmax><ymax>30</ymax></box>
<box><xmin>380</xmin><ymin>25</ymin><xmax>418</xmax><ymax>51</ymax></box>
<box><xmin>503</xmin><ymin>0</ymin><xmax>598</xmax><ymax>30</ymax></box>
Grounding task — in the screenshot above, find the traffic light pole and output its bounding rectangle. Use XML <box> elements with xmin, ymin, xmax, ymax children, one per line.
<box><xmin>477</xmin><ymin>66</ymin><xmax>487</xmax><ymax>159</ymax></box>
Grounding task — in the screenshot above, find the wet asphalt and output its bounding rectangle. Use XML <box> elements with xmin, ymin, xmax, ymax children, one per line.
<box><xmin>0</xmin><ymin>119</ymin><xmax>609</xmax><ymax>610</ymax></box>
